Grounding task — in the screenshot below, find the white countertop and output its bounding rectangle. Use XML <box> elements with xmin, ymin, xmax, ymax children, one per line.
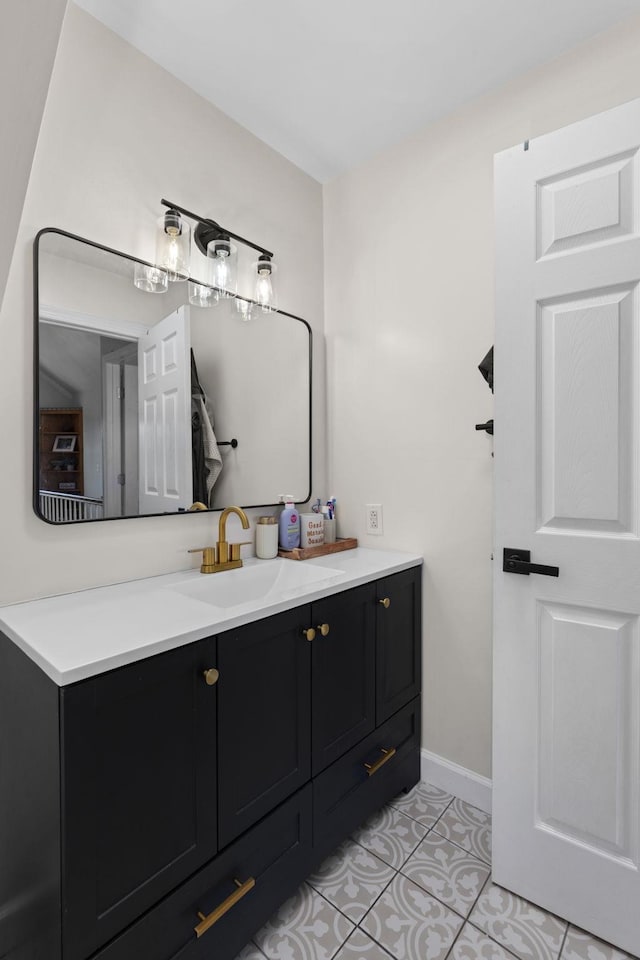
<box><xmin>0</xmin><ymin>548</ymin><xmax>422</xmax><ymax>686</ymax></box>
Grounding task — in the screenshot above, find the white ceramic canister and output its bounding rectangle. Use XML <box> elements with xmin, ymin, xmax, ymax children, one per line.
<box><xmin>256</xmin><ymin>516</ymin><xmax>279</xmax><ymax>558</ymax></box>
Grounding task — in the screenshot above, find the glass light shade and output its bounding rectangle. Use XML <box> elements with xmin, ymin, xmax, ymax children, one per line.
<box><xmin>207</xmin><ymin>238</ymin><xmax>237</xmax><ymax>298</ymax></box>
<box><xmin>254</xmin><ymin>256</ymin><xmax>277</xmax><ymax>312</ymax></box>
<box><xmin>236</xmin><ymin>297</ymin><xmax>253</xmax><ymax>322</ymax></box>
<box><xmin>133</xmin><ymin>262</ymin><xmax>168</xmax><ymax>293</ymax></box>
<box><xmin>189</xmin><ymin>280</ymin><xmax>217</xmax><ymax>308</ymax></box>
<box><xmin>156</xmin><ymin>210</ymin><xmax>191</xmax><ymax>281</ymax></box>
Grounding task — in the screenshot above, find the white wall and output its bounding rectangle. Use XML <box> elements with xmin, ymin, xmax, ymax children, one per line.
<box><xmin>0</xmin><ymin>3</ymin><xmax>324</xmax><ymax>604</ymax></box>
<box><xmin>0</xmin><ymin>0</ymin><xmax>67</xmax><ymax>313</ymax></box>
<box><xmin>323</xmin><ymin>13</ymin><xmax>640</xmax><ymax>779</ymax></box>
<box><xmin>192</xmin><ymin>301</ymin><xmax>311</xmax><ymax>509</ymax></box>
<box><xmin>40</xmin><ymin>372</ymin><xmax>77</xmax><ymax>408</ymax></box>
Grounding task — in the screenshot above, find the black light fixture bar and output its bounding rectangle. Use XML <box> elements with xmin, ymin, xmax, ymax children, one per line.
<box><xmin>161</xmin><ymin>198</ymin><xmax>273</xmax><ymax>259</ymax></box>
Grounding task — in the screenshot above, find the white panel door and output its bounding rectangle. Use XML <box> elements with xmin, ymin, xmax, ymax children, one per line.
<box><xmin>494</xmin><ymin>99</ymin><xmax>640</xmax><ymax>955</ymax></box>
<box><xmin>138</xmin><ymin>306</ymin><xmax>192</xmax><ymax>514</ymax></box>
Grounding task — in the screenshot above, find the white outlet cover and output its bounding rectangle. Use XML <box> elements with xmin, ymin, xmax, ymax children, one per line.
<box><xmin>366</xmin><ymin>504</ymin><xmax>383</xmax><ymax>535</ymax></box>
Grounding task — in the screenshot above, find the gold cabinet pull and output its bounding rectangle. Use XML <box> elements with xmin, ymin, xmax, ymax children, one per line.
<box><xmin>302</xmin><ymin>627</ymin><xmax>316</xmax><ymax>642</ymax></box>
<box><xmin>364</xmin><ymin>747</ymin><xmax>396</xmax><ymax>777</ymax></box>
<box><xmin>203</xmin><ymin>668</ymin><xmax>220</xmax><ymax>686</ymax></box>
<box><xmin>194</xmin><ymin>876</ymin><xmax>255</xmax><ymax>938</ymax></box>
<box><xmin>316</xmin><ymin>623</ymin><xmax>330</xmax><ymax>637</ymax></box>
<box><xmin>378</xmin><ymin>597</ymin><xmax>391</xmax><ymax>609</ymax></box>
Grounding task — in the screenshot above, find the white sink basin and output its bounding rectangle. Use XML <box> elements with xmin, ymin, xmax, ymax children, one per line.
<box><xmin>170</xmin><ymin>559</ymin><xmax>344</xmax><ymax>609</ymax></box>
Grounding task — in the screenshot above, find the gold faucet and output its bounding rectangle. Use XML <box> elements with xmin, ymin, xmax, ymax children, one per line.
<box><xmin>189</xmin><ymin>505</ymin><xmax>251</xmax><ymax>574</ymax></box>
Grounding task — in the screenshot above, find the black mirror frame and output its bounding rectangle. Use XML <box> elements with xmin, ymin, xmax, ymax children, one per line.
<box><xmin>33</xmin><ymin>227</ymin><xmax>312</xmax><ymax>525</ymax></box>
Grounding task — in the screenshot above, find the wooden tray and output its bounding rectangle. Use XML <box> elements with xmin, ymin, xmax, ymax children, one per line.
<box><xmin>279</xmin><ymin>537</ymin><xmax>358</xmax><ymax>561</ymax></box>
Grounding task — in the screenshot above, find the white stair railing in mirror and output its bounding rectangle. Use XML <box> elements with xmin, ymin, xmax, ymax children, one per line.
<box><xmin>39</xmin><ymin>491</ymin><xmax>104</xmax><ymax>522</ymax></box>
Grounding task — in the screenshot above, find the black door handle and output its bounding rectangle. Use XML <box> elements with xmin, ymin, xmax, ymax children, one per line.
<box><xmin>503</xmin><ymin>548</ymin><xmax>559</xmax><ymax>577</ymax></box>
<box><xmin>475</xmin><ymin>419</ymin><xmax>494</xmax><ymax>435</ymax></box>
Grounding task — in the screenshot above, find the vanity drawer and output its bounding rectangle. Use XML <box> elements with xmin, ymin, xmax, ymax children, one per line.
<box><xmin>92</xmin><ymin>785</ymin><xmax>312</xmax><ymax>960</ymax></box>
<box><xmin>313</xmin><ymin>697</ymin><xmax>421</xmax><ymax>859</ymax></box>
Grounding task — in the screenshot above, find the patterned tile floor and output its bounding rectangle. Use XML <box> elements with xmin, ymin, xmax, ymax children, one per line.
<box><xmin>234</xmin><ymin>781</ymin><xmax>638</xmax><ymax>960</ymax></box>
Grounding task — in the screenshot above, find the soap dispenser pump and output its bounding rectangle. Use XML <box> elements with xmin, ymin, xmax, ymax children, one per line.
<box><xmin>278</xmin><ymin>495</ymin><xmax>301</xmax><ymax>550</ymax></box>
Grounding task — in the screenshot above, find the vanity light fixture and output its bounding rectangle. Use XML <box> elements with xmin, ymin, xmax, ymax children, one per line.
<box><xmin>156</xmin><ymin>208</ymin><xmax>191</xmax><ymax>281</ymax></box>
<box><xmin>159</xmin><ymin>198</ymin><xmax>276</xmax><ymax>305</ymax></box>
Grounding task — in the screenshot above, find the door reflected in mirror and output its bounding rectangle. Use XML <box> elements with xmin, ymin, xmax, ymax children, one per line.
<box><xmin>35</xmin><ymin>229</ymin><xmax>312</xmax><ymax>523</ymax></box>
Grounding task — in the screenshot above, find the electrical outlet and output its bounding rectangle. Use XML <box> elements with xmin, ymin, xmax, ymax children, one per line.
<box><xmin>366</xmin><ymin>504</ymin><xmax>383</xmax><ymax>535</ymax></box>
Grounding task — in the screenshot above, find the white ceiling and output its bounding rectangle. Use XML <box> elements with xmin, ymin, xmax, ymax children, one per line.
<box><xmin>73</xmin><ymin>0</ymin><xmax>640</xmax><ymax>182</ymax></box>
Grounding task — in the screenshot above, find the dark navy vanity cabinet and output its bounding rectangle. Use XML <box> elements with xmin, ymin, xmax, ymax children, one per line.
<box><xmin>0</xmin><ymin>566</ymin><xmax>421</xmax><ymax>960</ymax></box>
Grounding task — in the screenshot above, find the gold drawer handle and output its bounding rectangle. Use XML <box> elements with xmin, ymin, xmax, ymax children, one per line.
<box><xmin>378</xmin><ymin>597</ymin><xmax>391</xmax><ymax>609</ymax></box>
<box><xmin>364</xmin><ymin>747</ymin><xmax>396</xmax><ymax>777</ymax></box>
<box><xmin>302</xmin><ymin>627</ymin><xmax>316</xmax><ymax>642</ymax></box>
<box><xmin>203</xmin><ymin>668</ymin><xmax>220</xmax><ymax>686</ymax></box>
<box><xmin>316</xmin><ymin>623</ymin><xmax>330</xmax><ymax>636</ymax></box>
<box><xmin>194</xmin><ymin>876</ymin><xmax>256</xmax><ymax>938</ymax></box>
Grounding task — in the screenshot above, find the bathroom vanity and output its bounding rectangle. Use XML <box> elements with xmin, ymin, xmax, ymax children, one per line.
<box><xmin>0</xmin><ymin>549</ymin><xmax>422</xmax><ymax>960</ymax></box>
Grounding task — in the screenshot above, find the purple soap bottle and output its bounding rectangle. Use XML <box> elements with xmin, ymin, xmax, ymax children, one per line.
<box><xmin>278</xmin><ymin>495</ymin><xmax>301</xmax><ymax>549</ymax></box>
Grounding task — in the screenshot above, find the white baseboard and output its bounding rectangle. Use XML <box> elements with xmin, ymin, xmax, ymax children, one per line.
<box><xmin>420</xmin><ymin>749</ymin><xmax>492</xmax><ymax>815</ymax></box>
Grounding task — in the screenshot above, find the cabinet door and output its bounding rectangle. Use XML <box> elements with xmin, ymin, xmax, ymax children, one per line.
<box><xmin>311</xmin><ymin>582</ymin><xmax>376</xmax><ymax>775</ymax></box>
<box><xmin>61</xmin><ymin>637</ymin><xmax>217</xmax><ymax>960</ymax></box>
<box><xmin>376</xmin><ymin>567</ymin><xmax>422</xmax><ymax>724</ymax></box>
<box><xmin>217</xmin><ymin>607</ymin><xmax>311</xmax><ymax>848</ymax></box>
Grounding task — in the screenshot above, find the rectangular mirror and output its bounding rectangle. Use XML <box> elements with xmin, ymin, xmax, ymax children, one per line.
<box><xmin>34</xmin><ymin>229</ymin><xmax>312</xmax><ymax>523</ymax></box>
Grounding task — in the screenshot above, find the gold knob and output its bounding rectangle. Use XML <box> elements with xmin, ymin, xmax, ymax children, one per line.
<box><xmin>378</xmin><ymin>597</ymin><xmax>391</xmax><ymax>609</ymax></box>
<box><xmin>302</xmin><ymin>627</ymin><xmax>316</xmax><ymax>642</ymax></box>
<box><xmin>203</xmin><ymin>668</ymin><xmax>219</xmax><ymax>686</ymax></box>
<box><xmin>316</xmin><ymin>623</ymin><xmax>330</xmax><ymax>637</ymax></box>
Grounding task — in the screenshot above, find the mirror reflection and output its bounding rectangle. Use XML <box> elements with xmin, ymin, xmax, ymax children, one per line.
<box><xmin>35</xmin><ymin>230</ymin><xmax>311</xmax><ymax>523</ymax></box>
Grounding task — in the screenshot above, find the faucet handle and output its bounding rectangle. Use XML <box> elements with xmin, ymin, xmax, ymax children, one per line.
<box><xmin>188</xmin><ymin>546</ymin><xmax>217</xmax><ymax>573</ymax></box>
<box><xmin>230</xmin><ymin>541</ymin><xmax>252</xmax><ymax>562</ymax></box>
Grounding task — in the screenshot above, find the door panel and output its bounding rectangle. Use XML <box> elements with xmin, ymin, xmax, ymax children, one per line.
<box><xmin>537</xmin><ymin>285</ymin><xmax>636</xmax><ymax>534</ymax></box>
<box><xmin>217</xmin><ymin>607</ymin><xmax>311</xmax><ymax>848</ymax></box>
<box><xmin>494</xmin><ymin>97</ymin><xmax>640</xmax><ymax>954</ymax></box>
<box><xmin>311</xmin><ymin>583</ymin><xmax>376</xmax><ymax>776</ymax></box>
<box><xmin>536</xmin><ymin>149</ymin><xmax>638</xmax><ymax>258</ymax></box>
<box><xmin>537</xmin><ymin>602</ymin><xmax>639</xmax><ymax>861</ymax></box>
<box><xmin>376</xmin><ymin>568</ymin><xmax>421</xmax><ymax>725</ymax></box>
